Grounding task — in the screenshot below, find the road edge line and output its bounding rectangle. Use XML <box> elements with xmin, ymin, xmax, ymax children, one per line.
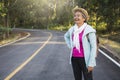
<box><xmin>99</xmin><ymin>49</ymin><xmax>120</xmax><ymax>68</ymax></box>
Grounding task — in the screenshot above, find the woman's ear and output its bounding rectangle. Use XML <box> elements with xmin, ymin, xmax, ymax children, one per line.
<box><xmin>83</xmin><ymin>18</ymin><xmax>86</xmax><ymax>22</ymax></box>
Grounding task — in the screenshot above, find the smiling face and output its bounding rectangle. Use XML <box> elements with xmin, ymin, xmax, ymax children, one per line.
<box><xmin>74</xmin><ymin>11</ymin><xmax>85</xmax><ymax>26</ymax></box>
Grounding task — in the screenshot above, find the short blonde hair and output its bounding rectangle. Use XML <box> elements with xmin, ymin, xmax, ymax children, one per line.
<box><xmin>72</xmin><ymin>6</ymin><xmax>89</xmax><ymax>22</ymax></box>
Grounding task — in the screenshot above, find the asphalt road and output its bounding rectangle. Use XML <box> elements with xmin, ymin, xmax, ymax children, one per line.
<box><xmin>0</xmin><ymin>29</ymin><xmax>120</xmax><ymax>80</ymax></box>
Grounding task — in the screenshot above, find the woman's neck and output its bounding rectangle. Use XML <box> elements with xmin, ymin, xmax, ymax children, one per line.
<box><xmin>76</xmin><ymin>23</ymin><xmax>84</xmax><ymax>28</ymax></box>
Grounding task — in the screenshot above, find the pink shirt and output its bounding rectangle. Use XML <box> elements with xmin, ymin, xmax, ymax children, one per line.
<box><xmin>72</xmin><ymin>30</ymin><xmax>84</xmax><ymax>57</ymax></box>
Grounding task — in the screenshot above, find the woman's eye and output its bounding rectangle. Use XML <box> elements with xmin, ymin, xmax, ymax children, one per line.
<box><xmin>74</xmin><ymin>15</ymin><xmax>80</xmax><ymax>17</ymax></box>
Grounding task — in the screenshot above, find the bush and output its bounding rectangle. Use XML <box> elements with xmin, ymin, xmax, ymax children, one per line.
<box><xmin>0</xmin><ymin>26</ymin><xmax>12</xmax><ymax>40</ymax></box>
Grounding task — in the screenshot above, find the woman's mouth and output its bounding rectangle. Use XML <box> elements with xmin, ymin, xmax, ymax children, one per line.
<box><xmin>74</xmin><ymin>19</ymin><xmax>79</xmax><ymax>21</ymax></box>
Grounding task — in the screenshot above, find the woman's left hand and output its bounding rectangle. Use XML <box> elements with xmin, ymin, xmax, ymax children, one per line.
<box><xmin>88</xmin><ymin>66</ymin><xmax>94</xmax><ymax>72</ymax></box>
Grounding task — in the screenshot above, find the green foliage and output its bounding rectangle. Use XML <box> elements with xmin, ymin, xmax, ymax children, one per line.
<box><xmin>0</xmin><ymin>26</ymin><xmax>12</xmax><ymax>40</ymax></box>
<box><xmin>49</xmin><ymin>23</ymin><xmax>72</xmax><ymax>31</ymax></box>
<box><xmin>76</xmin><ymin>0</ymin><xmax>120</xmax><ymax>33</ymax></box>
<box><xmin>0</xmin><ymin>0</ymin><xmax>119</xmax><ymax>34</ymax></box>
<box><xmin>0</xmin><ymin>2</ymin><xmax>7</xmax><ymax>17</ymax></box>
<box><xmin>0</xmin><ymin>26</ymin><xmax>12</xmax><ymax>35</ymax></box>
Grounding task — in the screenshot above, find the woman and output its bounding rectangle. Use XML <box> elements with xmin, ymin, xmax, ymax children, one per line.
<box><xmin>64</xmin><ymin>7</ymin><xmax>97</xmax><ymax>80</ymax></box>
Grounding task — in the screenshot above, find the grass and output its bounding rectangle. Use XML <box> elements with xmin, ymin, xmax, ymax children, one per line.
<box><xmin>100</xmin><ymin>32</ymin><xmax>120</xmax><ymax>58</ymax></box>
<box><xmin>0</xmin><ymin>32</ymin><xmax>27</xmax><ymax>46</ymax></box>
<box><xmin>101</xmin><ymin>31</ymin><xmax>120</xmax><ymax>43</ymax></box>
<box><xmin>49</xmin><ymin>24</ymin><xmax>72</xmax><ymax>31</ymax></box>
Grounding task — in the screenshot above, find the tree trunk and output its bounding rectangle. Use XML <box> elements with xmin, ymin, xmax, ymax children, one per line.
<box><xmin>4</xmin><ymin>0</ymin><xmax>10</xmax><ymax>38</ymax></box>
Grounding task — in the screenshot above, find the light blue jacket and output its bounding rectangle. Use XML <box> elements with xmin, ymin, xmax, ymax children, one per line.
<box><xmin>64</xmin><ymin>24</ymin><xmax>97</xmax><ymax>67</ymax></box>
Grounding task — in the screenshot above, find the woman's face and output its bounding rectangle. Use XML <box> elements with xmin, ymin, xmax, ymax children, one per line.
<box><xmin>74</xmin><ymin>11</ymin><xmax>85</xmax><ymax>25</ymax></box>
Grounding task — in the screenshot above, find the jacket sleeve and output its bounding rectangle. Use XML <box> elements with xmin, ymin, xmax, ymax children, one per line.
<box><xmin>64</xmin><ymin>30</ymin><xmax>71</xmax><ymax>49</ymax></box>
<box><xmin>88</xmin><ymin>32</ymin><xmax>97</xmax><ymax>67</ymax></box>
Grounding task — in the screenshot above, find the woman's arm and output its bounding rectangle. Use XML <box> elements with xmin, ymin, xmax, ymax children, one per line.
<box><xmin>87</xmin><ymin>32</ymin><xmax>97</xmax><ymax>67</ymax></box>
<box><xmin>64</xmin><ymin>30</ymin><xmax>71</xmax><ymax>49</ymax></box>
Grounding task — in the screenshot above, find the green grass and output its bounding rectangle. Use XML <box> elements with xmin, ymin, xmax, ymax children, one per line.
<box><xmin>0</xmin><ymin>32</ymin><xmax>27</xmax><ymax>46</ymax></box>
<box><xmin>0</xmin><ymin>33</ymin><xmax>20</xmax><ymax>45</ymax></box>
<box><xmin>49</xmin><ymin>24</ymin><xmax>72</xmax><ymax>31</ymax></box>
<box><xmin>100</xmin><ymin>32</ymin><xmax>120</xmax><ymax>43</ymax></box>
<box><xmin>100</xmin><ymin>32</ymin><xmax>120</xmax><ymax>58</ymax></box>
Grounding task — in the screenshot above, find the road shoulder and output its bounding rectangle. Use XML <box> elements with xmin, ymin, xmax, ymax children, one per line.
<box><xmin>0</xmin><ymin>31</ymin><xmax>30</xmax><ymax>48</ymax></box>
<box><xmin>100</xmin><ymin>45</ymin><xmax>120</xmax><ymax>64</ymax></box>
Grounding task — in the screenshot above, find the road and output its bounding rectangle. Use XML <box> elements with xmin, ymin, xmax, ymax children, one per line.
<box><xmin>0</xmin><ymin>29</ymin><xmax>120</xmax><ymax>80</ymax></box>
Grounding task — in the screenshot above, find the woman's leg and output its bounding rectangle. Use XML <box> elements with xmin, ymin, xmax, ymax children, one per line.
<box><xmin>80</xmin><ymin>58</ymin><xmax>93</xmax><ymax>80</ymax></box>
<box><xmin>72</xmin><ymin>57</ymin><xmax>82</xmax><ymax>80</ymax></box>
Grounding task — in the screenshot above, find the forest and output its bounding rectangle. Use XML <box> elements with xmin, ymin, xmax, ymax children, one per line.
<box><xmin>0</xmin><ymin>0</ymin><xmax>120</xmax><ymax>39</ymax></box>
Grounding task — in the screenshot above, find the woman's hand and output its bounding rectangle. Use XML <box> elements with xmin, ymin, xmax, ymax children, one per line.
<box><xmin>88</xmin><ymin>66</ymin><xmax>94</xmax><ymax>72</ymax></box>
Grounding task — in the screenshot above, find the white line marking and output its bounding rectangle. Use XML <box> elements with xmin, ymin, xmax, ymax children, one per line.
<box><xmin>99</xmin><ymin>49</ymin><xmax>120</xmax><ymax>68</ymax></box>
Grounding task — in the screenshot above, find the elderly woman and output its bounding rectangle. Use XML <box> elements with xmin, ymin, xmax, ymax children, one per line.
<box><xmin>64</xmin><ymin>7</ymin><xmax>97</xmax><ymax>80</ymax></box>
